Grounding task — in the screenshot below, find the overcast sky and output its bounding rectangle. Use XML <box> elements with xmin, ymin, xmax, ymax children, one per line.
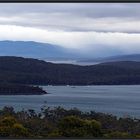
<box><xmin>0</xmin><ymin>3</ymin><xmax>140</xmax><ymax>57</ymax></box>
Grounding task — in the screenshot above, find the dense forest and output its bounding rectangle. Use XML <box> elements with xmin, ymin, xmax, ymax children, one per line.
<box><xmin>0</xmin><ymin>56</ymin><xmax>140</xmax><ymax>85</ymax></box>
<box><xmin>0</xmin><ymin>106</ymin><xmax>140</xmax><ymax>138</ymax></box>
<box><xmin>0</xmin><ymin>83</ymin><xmax>47</xmax><ymax>95</ymax></box>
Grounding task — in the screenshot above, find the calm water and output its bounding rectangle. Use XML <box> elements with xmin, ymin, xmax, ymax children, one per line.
<box><xmin>0</xmin><ymin>85</ymin><xmax>140</xmax><ymax>118</ymax></box>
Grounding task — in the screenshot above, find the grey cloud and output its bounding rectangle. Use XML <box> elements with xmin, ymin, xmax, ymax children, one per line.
<box><xmin>0</xmin><ymin>3</ymin><xmax>138</xmax><ymax>33</ymax></box>
<box><xmin>0</xmin><ymin>3</ymin><xmax>140</xmax><ymax>58</ymax></box>
<box><xmin>0</xmin><ymin>3</ymin><xmax>140</xmax><ymax>18</ymax></box>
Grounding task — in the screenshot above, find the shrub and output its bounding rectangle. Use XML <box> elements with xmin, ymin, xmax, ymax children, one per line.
<box><xmin>58</xmin><ymin>116</ymin><xmax>102</xmax><ymax>137</ymax></box>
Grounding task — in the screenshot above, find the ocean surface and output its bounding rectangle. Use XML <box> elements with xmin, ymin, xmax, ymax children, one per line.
<box><xmin>0</xmin><ymin>85</ymin><xmax>140</xmax><ymax>118</ymax></box>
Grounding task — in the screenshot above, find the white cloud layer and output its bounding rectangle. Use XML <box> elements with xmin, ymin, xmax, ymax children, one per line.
<box><xmin>0</xmin><ymin>25</ymin><xmax>140</xmax><ymax>54</ymax></box>
<box><xmin>0</xmin><ymin>3</ymin><xmax>140</xmax><ymax>56</ymax></box>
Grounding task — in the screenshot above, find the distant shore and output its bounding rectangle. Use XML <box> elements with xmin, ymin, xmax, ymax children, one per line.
<box><xmin>0</xmin><ymin>83</ymin><xmax>47</xmax><ymax>95</ymax></box>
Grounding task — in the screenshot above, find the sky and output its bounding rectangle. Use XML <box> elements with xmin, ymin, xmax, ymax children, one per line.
<box><xmin>0</xmin><ymin>3</ymin><xmax>140</xmax><ymax>57</ymax></box>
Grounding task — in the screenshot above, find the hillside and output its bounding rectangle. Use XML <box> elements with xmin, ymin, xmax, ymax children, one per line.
<box><xmin>0</xmin><ymin>83</ymin><xmax>47</xmax><ymax>95</ymax></box>
<box><xmin>0</xmin><ymin>56</ymin><xmax>140</xmax><ymax>85</ymax></box>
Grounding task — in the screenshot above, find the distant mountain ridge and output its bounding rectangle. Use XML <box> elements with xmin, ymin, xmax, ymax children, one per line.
<box><xmin>1</xmin><ymin>41</ymin><xmax>140</xmax><ymax>65</ymax></box>
<box><xmin>0</xmin><ymin>40</ymin><xmax>82</xmax><ymax>60</ymax></box>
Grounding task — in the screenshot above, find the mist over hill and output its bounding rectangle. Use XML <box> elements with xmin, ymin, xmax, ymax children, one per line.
<box><xmin>79</xmin><ymin>54</ymin><xmax>140</xmax><ymax>64</ymax></box>
<box><xmin>1</xmin><ymin>40</ymin><xmax>140</xmax><ymax>65</ymax></box>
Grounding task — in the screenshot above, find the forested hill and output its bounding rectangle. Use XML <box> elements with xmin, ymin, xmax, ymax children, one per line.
<box><xmin>1</xmin><ymin>56</ymin><xmax>140</xmax><ymax>85</ymax></box>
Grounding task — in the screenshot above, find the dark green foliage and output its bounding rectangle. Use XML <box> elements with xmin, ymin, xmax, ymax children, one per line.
<box><xmin>0</xmin><ymin>116</ymin><xmax>30</xmax><ymax>137</ymax></box>
<box><xmin>12</xmin><ymin>123</ymin><xmax>29</xmax><ymax>137</ymax></box>
<box><xmin>58</xmin><ymin>116</ymin><xmax>87</xmax><ymax>137</ymax></box>
<box><xmin>104</xmin><ymin>131</ymin><xmax>131</xmax><ymax>138</ymax></box>
<box><xmin>58</xmin><ymin>116</ymin><xmax>102</xmax><ymax>137</ymax></box>
<box><xmin>0</xmin><ymin>106</ymin><xmax>139</xmax><ymax>138</ymax></box>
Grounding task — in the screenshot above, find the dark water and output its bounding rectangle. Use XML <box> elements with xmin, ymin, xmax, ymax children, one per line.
<box><xmin>0</xmin><ymin>85</ymin><xmax>140</xmax><ymax>118</ymax></box>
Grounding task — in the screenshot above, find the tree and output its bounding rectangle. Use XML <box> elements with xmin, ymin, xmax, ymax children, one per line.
<box><xmin>83</xmin><ymin>119</ymin><xmax>102</xmax><ymax>137</ymax></box>
<box><xmin>58</xmin><ymin>116</ymin><xmax>102</xmax><ymax>137</ymax></box>
<box><xmin>0</xmin><ymin>116</ymin><xmax>30</xmax><ymax>137</ymax></box>
<box><xmin>11</xmin><ymin>123</ymin><xmax>29</xmax><ymax>137</ymax></box>
<box><xmin>1</xmin><ymin>116</ymin><xmax>17</xmax><ymax>127</ymax></box>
